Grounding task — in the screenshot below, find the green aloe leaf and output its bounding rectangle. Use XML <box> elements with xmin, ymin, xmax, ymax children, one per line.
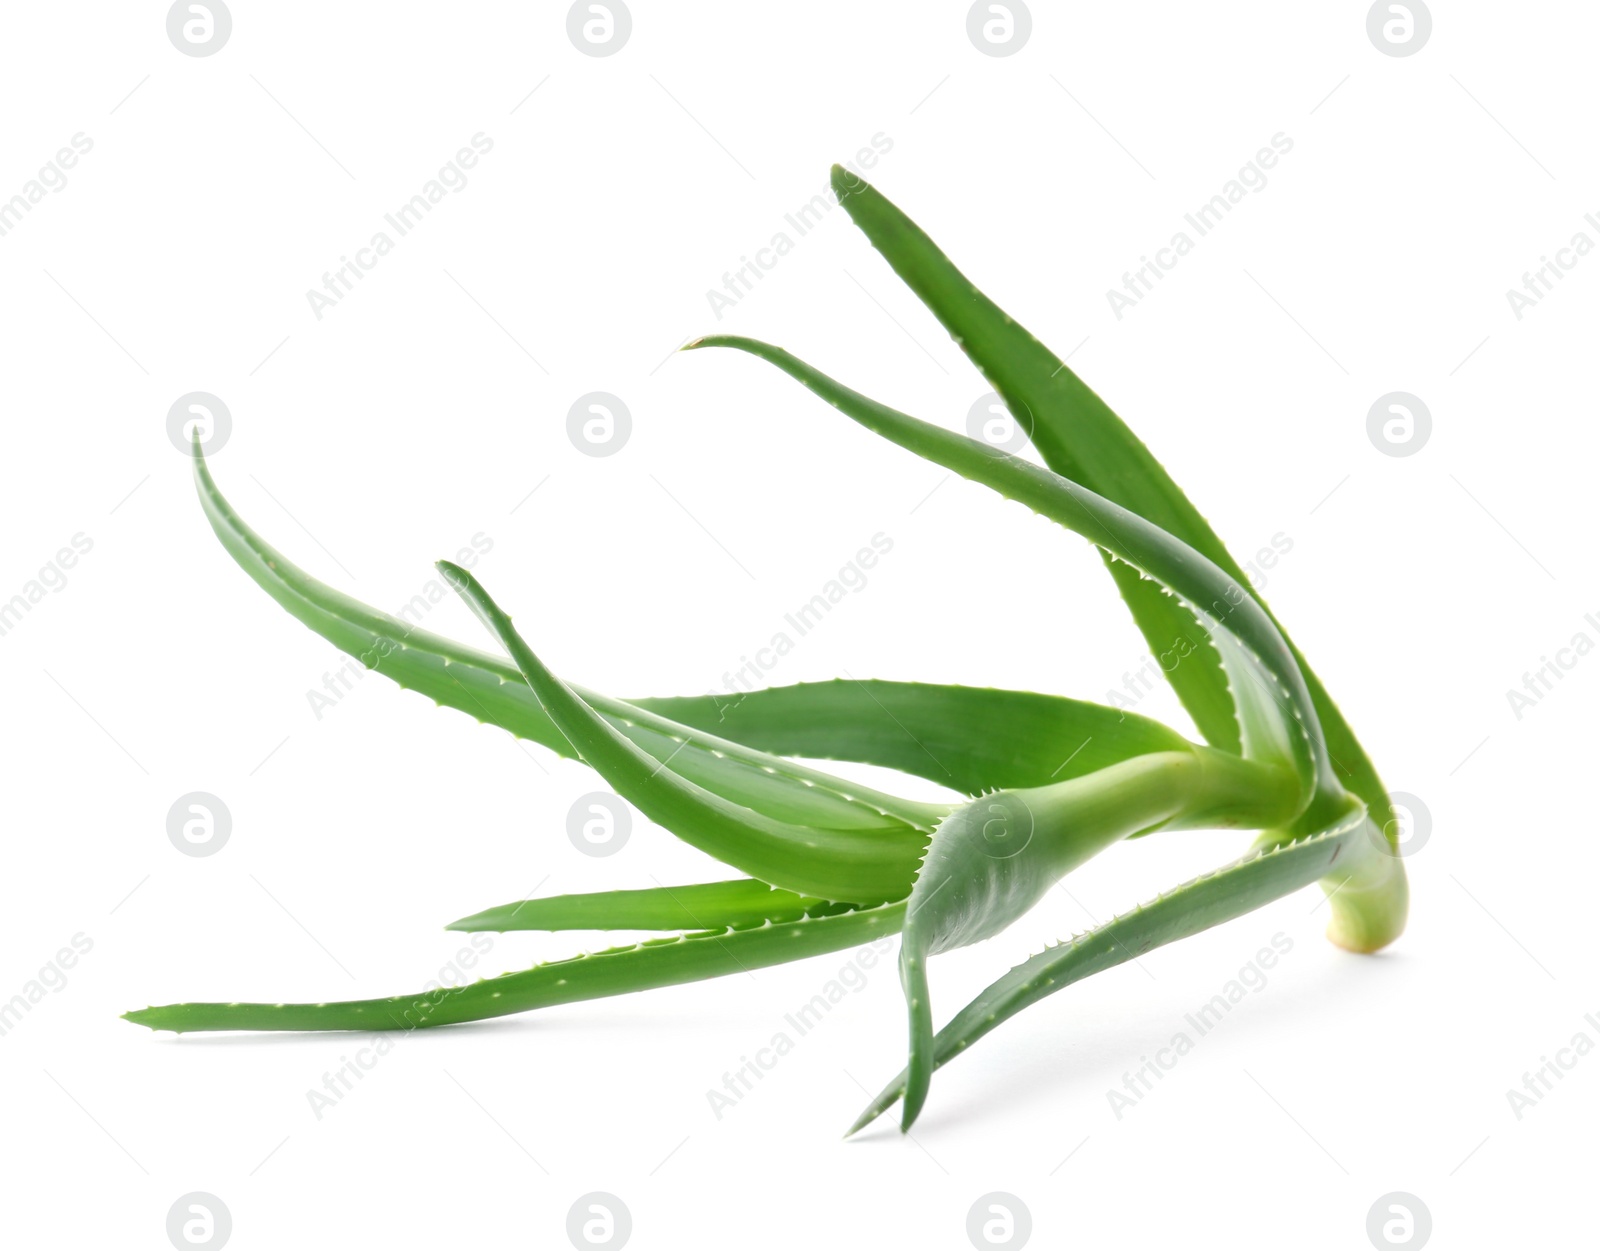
<box><xmin>1100</xmin><ymin>557</ymin><xmax>1240</xmax><ymax>754</ymax></box>
<box><xmin>448</xmin><ymin>879</ymin><xmax>836</xmax><ymax>932</ymax></box>
<box><xmin>684</xmin><ymin>334</ymin><xmax>1371</xmax><ymax>1125</ymax></box>
<box><xmin>193</xmin><ymin>437</ymin><xmax>932</xmax><ymax>837</ymax></box>
<box><xmin>686</xmin><ymin>335</ymin><xmax>1338</xmax><ymax>814</ymax></box>
<box><xmin>192</xmin><ymin>439</ymin><xmax>1180</xmax><ymax>824</ymax></box>
<box><xmin>849</xmin><ymin>797</ymin><xmax>1371</xmax><ymax>1134</ymax></box>
<box><xmin>125</xmin><ymin>900</ymin><xmax>906</xmax><ymax>1034</ymax></box>
<box><xmin>641</xmin><ymin>680</ymin><xmax>1191</xmax><ymax>794</ymax></box>
<box><xmin>828</xmin><ymin>165</ymin><xmax>1397</xmax><ymax>846</ymax></box>
<box><xmin>435</xmin><ymin>560</ymin><xmax>928</xmax><ymax>905</ymax></box>
<box><xmin>893</xmin><ymin>748</ymin><xmax>1301</xmax><ymax>1128</ymax></box>
<box><xmin>178</xmin><ymin>439</ymin><xmax>1286</xmax><ymax>1040</ymax></box>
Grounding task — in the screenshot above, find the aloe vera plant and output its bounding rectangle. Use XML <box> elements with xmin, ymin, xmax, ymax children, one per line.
<box><xmin>127</xmin><ymin>166</ymin><xmax>1407</xmax><ymax>1134</ymax></box>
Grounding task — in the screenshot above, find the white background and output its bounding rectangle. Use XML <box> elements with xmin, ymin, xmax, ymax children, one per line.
<box><xmin>0</xmin><ymin>2</ymin><xmax>1594</xmax><ymax>1247</ymax></box>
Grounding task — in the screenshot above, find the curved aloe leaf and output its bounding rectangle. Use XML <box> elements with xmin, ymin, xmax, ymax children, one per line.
<box><xmin>827</xmin><ymin>165</ymin><xmax>1240</xmax><ymax>752</ymax></box>
<box><xmin>686</xmin><ymin>334</ymin><xmax>1415</xmax><ymax>1122</ymax></box>
<box><xmin>448</xmin><ymin>879</ymin><xmax>837</xmax><ymax>932</ymax></box>
<box><xmin>828</xmin><ymin>165</ymin><xmax>1399</xmax><ymax>849</ymax></box>
<box><xmin>192</xmin><ymin>439</ymin><xmax>1184</xmax><ymax>818</ymax></box>
<box><xmin>193</xmin><ymin>438</ymin><xmax>936</xmax><ymax>837</ymax></box>
<box><xmin>683</xmin><ymin>334</ymin><xmax>1407</xmax><ymax>952</ymax></box>
<box><xmin>125</xmin><ymin>901</ymin><xmax>906</xmax><ymax>1034</ymax></box>
<box><xmin>171</xmin><ymin>440</ymin><xmax>1282</xmax><ymax>1039</ymax></box>
<box><xmin>850</xmin><ymin>798</ymin><xmax>1371</xmax><ymax>1134</ymax></box>
<box><xmin>894</xmin><ymin>749</ymin><xmax>1299</xmax><ymax>1128</ymax></box>
<box><xmin>685</xmin><ymin>335</ymin><xmax>1339</xmax><ymax>816</ymax></box>
<box><xmin>436</xmin><ymin>560</ymin><xmax>928</xmax><ymax>905</ymax></box>
<box><xmin>638</xmin><ymin>681</ymin><xmax>1191</xmax><ymax>795</ymax></box>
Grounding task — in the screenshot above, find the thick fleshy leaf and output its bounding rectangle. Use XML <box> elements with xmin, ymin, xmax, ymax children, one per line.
<box><xmin>1100</xmin><ymin>555</ymin><xmax>1240</xmax><ymax>753</ymax></box>
<box><xmin>448</xmin><ymin>879</ymin><xmax>833</xmax><ymax>932</ymax></box>
<box><xmin>124</xmin><ymin>901</ymin><xmax>906</xmax><ymax>1034</ymax></box>
<box><xmin>192</xmin><ymin>439</ymin><xmax>1185</xmax><ymax>824</ymax></box>
<box><xmin>641</xmin><ymin>680</ymin><xmax>1191</xmax><ymax>796</ymax></box>
<box><xmin>685</xmin><ymin>334</ymin><xmax>1406</xmax><ymax>1123</ymax></box>
<box><xmin>686</xmin><ymin>335</ymin><xmax>1338</xmax><ymax>813</ymax></box>
<box><xmin>893</xmin><ymin>749</ymin><xmax>1290</xmax><ymax>1128</ymax></box>
<box><xmin>437</xmin><ymin>560</ymin><xmax>928</xmax><ymax>905</ymax></box>
<box><xmin>828</xmin><ymin>164</ymin><xmax>1242</xmax><ymax>752</ymax></box>
<box><xmin>850</xmin><ymin>798</ymin><xmax>1373</xmax><ymax>1133</ymax></box>
<box><xmin>683</xmin><ymin>334</ymin><xmax>1406</xmax><ymax>954</ymax></box>
<box><xmin>193</xmin><ymin>438</ymin><xmax>935</xmax><ymax>836</ymax></box>
<box><xmin>828</xmin><ymin>165</ymin><xmax>1397</xmax><ymax>846</ymax></box>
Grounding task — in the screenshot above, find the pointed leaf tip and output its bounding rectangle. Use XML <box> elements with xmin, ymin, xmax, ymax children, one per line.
<box><xmin>438</xmin><ymin>561</ymin><xmax>509</xmax><ymax>643</ymax></box>
<box><xmin>831</xmin><ymin>163</ymin><xmax>868</xmax><ymax>200</ymax></box>
<box><xmin>439</xmin><ymin>563</ymin><xmax>923</xmax><ymax>902</ymax></box>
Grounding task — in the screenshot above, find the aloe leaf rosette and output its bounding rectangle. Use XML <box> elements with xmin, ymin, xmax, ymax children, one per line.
<box><xmin>126</xmin><ymin>167</ymin><xmax>1407</xmax><ymax>1136</ymax></box>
